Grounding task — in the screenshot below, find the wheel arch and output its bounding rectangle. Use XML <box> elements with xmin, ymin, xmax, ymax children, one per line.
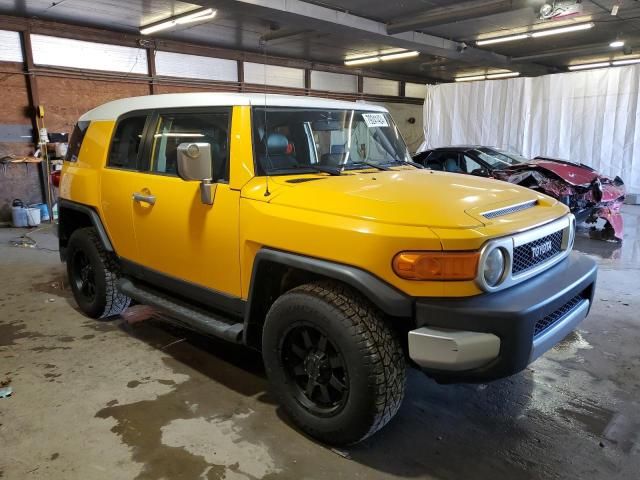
<box><xmin>243</xmin><ymin>248</ymin><xmax>413</xmax><ymax>349</ymax></box>
<box><xmin>58</xmin><ymin>199</ymin><xmax>113</xmax><ymax>261</ymax></box>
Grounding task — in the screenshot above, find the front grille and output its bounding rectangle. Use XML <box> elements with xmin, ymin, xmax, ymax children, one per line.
<box><xmin>534</xmin><ymin>294</ymin><xmax>585</xmax><ymax>337</ymax></box>
<box><xmin>483</xmin><ymin>200</ymin><xmax>537</xmax><ymax>219</ymax></box>
<box><xmin>512</xmin><ymin>230</ymin><xmax>563</xmax><ymax>275</ymax></box>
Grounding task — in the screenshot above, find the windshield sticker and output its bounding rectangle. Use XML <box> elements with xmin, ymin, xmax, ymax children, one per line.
<box><xmin>361</xmin><ymin>113</ymin><xmax>389</xmax><ymax>128</ymax></box>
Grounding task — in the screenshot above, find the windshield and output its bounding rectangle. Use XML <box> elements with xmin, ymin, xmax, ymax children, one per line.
<box><xmin>252</xmin><ymin>107</ymin><xmax>412</xmax><ymax>175</ymax></box>
<box><xmin>475</xmin><ymin>147</ymin><xmax>529</xmax><ymax>168</ymax></box>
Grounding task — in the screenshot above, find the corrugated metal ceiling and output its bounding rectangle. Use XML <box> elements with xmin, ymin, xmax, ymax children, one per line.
<box><xmin>1</xmin><ymin>0</ymin><xmax>640</xmax><ymax>81</ymax></box>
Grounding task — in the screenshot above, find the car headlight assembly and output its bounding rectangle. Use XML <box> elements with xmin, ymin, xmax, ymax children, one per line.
<box><xmin>483</xmin><ymin>247</ymin><xmax>507</xmax><ymax>287</ymax></box>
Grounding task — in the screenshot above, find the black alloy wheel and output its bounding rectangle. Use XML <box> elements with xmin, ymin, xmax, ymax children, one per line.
<box><xmin>71</xmin><ymin>249</ymin><xmax>97</xmax><ymax>302</ymax></box>
<box><xmin>281</xmin><ymin>323</ymin><xmax>348</xmax><ymax>416</ymax></box>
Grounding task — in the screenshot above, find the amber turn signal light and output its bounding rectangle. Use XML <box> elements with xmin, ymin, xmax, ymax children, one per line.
<box><xmin>392</xmin><ymin>251</ymin><xmax>479</xmax><ymax>281</ymax></box>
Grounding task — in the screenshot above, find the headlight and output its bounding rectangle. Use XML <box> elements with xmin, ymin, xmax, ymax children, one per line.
<box><xmin>483</xmin><ymin>248</ymin><xmax>506</xmax><ymax>287</ymax></box>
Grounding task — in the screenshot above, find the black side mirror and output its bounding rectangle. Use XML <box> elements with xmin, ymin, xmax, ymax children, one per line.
<box><xmin>471</xmin><ymin>168</ymin><xmax>489</xmax><ymax>177</ymax></box>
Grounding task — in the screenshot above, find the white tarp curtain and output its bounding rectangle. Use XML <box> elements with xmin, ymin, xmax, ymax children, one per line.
<box><xmin>420</xmin><ymin>65</ymin><xmax>640</xmax><ymax>193</ymax></box>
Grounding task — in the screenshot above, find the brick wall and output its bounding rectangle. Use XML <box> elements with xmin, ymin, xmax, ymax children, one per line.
<box><xmin>37</xmin><ymin>76</ymin><xmax>149</xmax><ymax>133</ymax></box>
<box><xmin>0</xmin><ymin>61</ymin><xmax>37</xmax><ymax>223</ymax></box>
<box><xmin>0</xmin><ymin>66</ymin><xmax>151</xmax><ymax>222</ymax></box>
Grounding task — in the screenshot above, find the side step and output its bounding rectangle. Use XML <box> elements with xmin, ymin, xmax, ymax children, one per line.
<box><xmin>117</xmin><ymin>278</ymin><xmax>244</xmax><ymax>343</ymax></box>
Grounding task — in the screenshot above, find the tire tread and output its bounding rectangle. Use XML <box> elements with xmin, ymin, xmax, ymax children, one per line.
<box><xmin>285</xmin><ymin>281</ymin><xmax>406</xmax><ymax>443</ymax></box>
<box><xmin>69</xmin><ymin>227</ymin><xmax>130</xmax><ymax>318</ymax></box>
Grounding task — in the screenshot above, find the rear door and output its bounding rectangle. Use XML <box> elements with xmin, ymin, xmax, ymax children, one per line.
<box><xmin>100</xmin><ymin>112</ymin><xmax>151</xmax><ymax>260</ymax></box>
<box><xmin>128</xmin><ymin>108</ymin><xmax>242</xmax><ymax>304</ymax></box>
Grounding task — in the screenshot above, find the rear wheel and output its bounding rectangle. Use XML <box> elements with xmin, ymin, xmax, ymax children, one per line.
<box><xmin>66</xmin><ymin>227</ymin><xmax>130</xmax><ymax>319</ymax></box>
<box><xmin>262</xmin><ymin>281</ymin><xmax>406</xmax><ymax>445</ymax></box>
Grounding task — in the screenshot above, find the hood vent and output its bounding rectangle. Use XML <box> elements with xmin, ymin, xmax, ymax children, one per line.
<box><xmin>482</xmin><ymin>200</ymin><xmax>538</xmax><ymax>219</ymax></box>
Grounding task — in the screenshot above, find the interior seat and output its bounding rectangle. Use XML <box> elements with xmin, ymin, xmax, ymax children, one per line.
<box><xmin>443</xmin><ymin>157</ymin><xmax>462</xmax><ymax>173</ymax></box>
<box><xmin>259</xmin><ymin>133</ymin><xmax>298</xmax><ymax>171</ymax></box>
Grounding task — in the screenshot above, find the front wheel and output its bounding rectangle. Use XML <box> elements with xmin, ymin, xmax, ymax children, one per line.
<box><xmin>262</xmin><ymin>281</ymin><xmax>406</xmax><ymax>445</ymax></box>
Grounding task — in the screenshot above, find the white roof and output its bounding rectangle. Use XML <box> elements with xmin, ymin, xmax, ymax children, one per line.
<box><xmin>79</xmin><ymin>92</ymin><xmax>388</xmax><ymax>121</ymax></box>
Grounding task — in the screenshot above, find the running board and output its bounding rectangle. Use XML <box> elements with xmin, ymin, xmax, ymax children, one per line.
<box><xmin>117</xmin><ymin>278</ymin><xmax>244</xmax><ymax>343</ymax></box>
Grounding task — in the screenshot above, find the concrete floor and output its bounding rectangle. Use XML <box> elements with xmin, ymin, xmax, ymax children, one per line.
<box><xmin>1</xmin><ymin>206</ymin><xmax>639</xmax><ymax>480</ymax></box>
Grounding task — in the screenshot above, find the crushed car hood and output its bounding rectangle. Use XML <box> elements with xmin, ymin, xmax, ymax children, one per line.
<box><xmin>256</xmin><ymin>169</ymin><xmax>555</xmax><ymax>229</ymax></box>
<box><xmin>504</xmin><ymin>159</ymin><xmax>597</xmax><ymax>186</ymax></box>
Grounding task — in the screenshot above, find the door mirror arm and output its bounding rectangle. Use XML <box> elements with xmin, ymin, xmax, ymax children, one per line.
<box><xmin>200</xmin><ymin>179</ymin><xmax>216</xmax><ymax>205</ymax></box>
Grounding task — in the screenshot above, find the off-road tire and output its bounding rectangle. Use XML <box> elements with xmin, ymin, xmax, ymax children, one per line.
<box><xmin>66</xmin><ymin>227</ymin><xmax>130</xmax><ymax>319</ymax></box>
<box><xmin>262</xmin><ymin>280</ymin><xmax>406</xmax><ymax>445</ymax></box>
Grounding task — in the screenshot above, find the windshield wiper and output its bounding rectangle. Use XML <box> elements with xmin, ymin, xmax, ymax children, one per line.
<box><xmin>304</xmin><ymin>164</ymin><xmax>343</xmax><ymax>176</ymax></box>
<box><xmin>366</xmin><ymin>159</ymin><xmax>425</xmax><ymax>169</ymax></box>
<box><xmin>345</xmin><ymin>161</ymin><xmax>390</xmax><ymax>171</ymax></box>
<box><xmin>395</xmin><ymin>159</ymin><xmax>425</xmax><ymax>169</ymax></box>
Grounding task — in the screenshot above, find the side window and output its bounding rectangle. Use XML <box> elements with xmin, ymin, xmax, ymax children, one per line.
<box><xmin>463</xmin><ymin>154</ymin><xmax>484</xmax><ymax>174</ymax></box>
<box><xmin>65</xmin><ymin>121</ymin><xmax>90</xmax><ymax>162</ymax></box>
<box><xmin>425</xmin><ymin>151</ymin><xmax>453</xmax><ymax>171</ymax></box>
<box><xmin>108</xmin><ymin>115</ymin><xmax>148</xmax><ymax>169</ymax></box>
<box><xmin>149</xmin><ymin>110</ymin><xmax>231</xmax><ymax>182</ymax></box>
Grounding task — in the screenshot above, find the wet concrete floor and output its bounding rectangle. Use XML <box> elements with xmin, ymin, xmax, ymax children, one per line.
<box><xmin>0</xmin><ymin>206</ymin><xmax>639</xmax><ymax>479</ymax></box>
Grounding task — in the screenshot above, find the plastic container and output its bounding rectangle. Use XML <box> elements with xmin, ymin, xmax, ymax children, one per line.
<box><xmin>11</xmin><ymin>206</ymin><xmax>28</xmax><ymax>227</ymax></box>
<box><xmin>25</xmin><ymin>207</ymin><xmax>41</xmax><ymax>227</ymax></box>
<box><xmin>30</xmin><ymin>203</ymin><xmax>50</xmax><ymax>222</ymax></box>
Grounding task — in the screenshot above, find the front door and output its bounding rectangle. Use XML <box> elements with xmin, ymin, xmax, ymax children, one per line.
<box><xmin>129</xmin><ymin>108</ymin><xmax>242</xmax><ymax>304</ymax></box>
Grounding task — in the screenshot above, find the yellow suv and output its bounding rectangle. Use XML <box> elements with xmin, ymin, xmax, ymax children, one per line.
<box><xmin>59</xmin><ymin>93</ymin><xmax>597</xmax><ymax>445</ymax></box>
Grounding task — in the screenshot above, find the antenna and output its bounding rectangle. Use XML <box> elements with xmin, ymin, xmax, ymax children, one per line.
<box><xmin>260</xmin><ymin>36</ymin><xmax>271</xmax><ymax>197</ymax></box>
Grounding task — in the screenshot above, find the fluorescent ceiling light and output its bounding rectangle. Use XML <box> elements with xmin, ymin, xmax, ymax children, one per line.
<box><xmin>344</xmin><ymin>48</ymin><xmax>404</xmax><ymax>61</ymax></box>
<box><xmin>455</xmin><ymin>75</ymin><xmax>486</xmax><ymax>82</ymax></box>
<box><xmin>476</xmin><ymin>34</ymin><xmax>528</xmax><ymax>46</ymax></box>
<box><xmin>610</xmin><ymin>40</ymin><xmax>625</xmax><ymax>48</ymax></box>
<box><xmin>477</xmin><ymin>23</ymin><xmax>594</xmax><ymax>46</ymax></box>
<box><xmin>140</xmin><ymin>7</ymin><xmax>216</xmax><ymax>35</ymax></box>
<box><xmin>380</xmin><ymin>51</ymin><xmax>420</xmax><ymax>61</ymax></box>
<box><xmin>530</xmin><ymin>22</ymin><xmax>594</xmax><ymax>38</ymax></box>
<box><xmin>612</xmin><ymin>58</ymin><xmax>640</xmax><ymax>66</ymax></box>
<box><xmin>344</xmin><ymin>56</ymin><xmax>380</xmax><ymax>66</ymax></box>
<box><xmin>345</xmin><ymin>49</ymin><xmax>418</xmax><ymax>66</ymax></box>
<box><xmin>568</xmin><ymin>61</ymin><xmax>610</xmax><ymax>71</ymax></box>
<box><xmin>486</xmin><ymin>71</ymin><xmax>520</xmax><ymax>79</ymax></box>
<box><xmin>175</xmin><ymin>8</ymin><xmax>216</xmax><ymax>24</ymax></box>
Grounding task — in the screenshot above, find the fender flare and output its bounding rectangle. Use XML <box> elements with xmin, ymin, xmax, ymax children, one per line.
<box><xmin>245</xmin><ymin>248</ymin><xmax>413</xmax><ymax>322</ymax></box>
<box><xmin>58</xmin><ymin>199</ymin><xmax>114</xmax><ymax>253</ymax></box>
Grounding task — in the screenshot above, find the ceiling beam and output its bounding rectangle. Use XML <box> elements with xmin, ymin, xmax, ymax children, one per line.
<box><xmin>209</xmin><ymin>0</ymin><xmax>551</xmax><ymax>76</ymax></box>
<box><xmin>386</xmin><ymin>0</ymin><xmax>541</xmax><ymax>35</ymax></box>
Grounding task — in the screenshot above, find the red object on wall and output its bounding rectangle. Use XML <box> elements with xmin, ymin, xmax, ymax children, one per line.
<box><xmin>50</xmin><ymin>170</ymin><xmax>61</xmax><ymax>188</ymax></box>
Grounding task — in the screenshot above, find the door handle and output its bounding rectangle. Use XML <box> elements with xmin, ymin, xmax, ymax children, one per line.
<box><xmin>132</xmin><ymin>192</ymin><xmax>156</xmax><ymax>205</ymax></box>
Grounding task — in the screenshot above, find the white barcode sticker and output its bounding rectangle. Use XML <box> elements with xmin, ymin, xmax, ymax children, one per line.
<box><xmin>361</xmin><ymin>113</ymin><xmax>389</xmax><ymax>128</ymax></box>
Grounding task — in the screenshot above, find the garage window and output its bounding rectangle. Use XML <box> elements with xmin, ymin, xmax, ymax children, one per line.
<box><xmin>31</xmin><ymin>34</ymin><xmax>147</xmax><ymax>74</ymax></box>
<box><xmin>108</xmin><ymin>115</ymin><xmax>148</xmax><ymax>170</ymax></box>
<box><xmin>0</xmin><ymin>30</ymin><xmax>23</xmax><ymax>63</ymax></box>
<box><xmin>149</xmin><ymin>110</ymin><xmax>231</xmax><ymax>182</ymax></box>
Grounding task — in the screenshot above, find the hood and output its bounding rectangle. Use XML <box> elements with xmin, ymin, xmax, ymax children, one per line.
<box><xmin>522</xmin><ymin>159</ymin><xmax>598</xmax><ymax>186</ymax></box>
<box><xmin>258</xmin><ymin>169</ymin><xmax>551</xmax><ymax>229</ymax></box>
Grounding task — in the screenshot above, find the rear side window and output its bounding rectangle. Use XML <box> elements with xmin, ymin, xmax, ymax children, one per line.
<box><xmin>108</xmin><ymin>115</ymin><xmax>148</xmax><ymax>169</ymax></box>
<box><xmin>65</xmin><ymin>121</ymin><xmax>90</xmax><ymax>162</ymax></box>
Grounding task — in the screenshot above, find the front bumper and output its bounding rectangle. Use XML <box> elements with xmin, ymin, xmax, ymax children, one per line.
<box><xmin>408</xmin><ymin>252</ymin><xmax>597</xmax><ymax>382</ymax></box>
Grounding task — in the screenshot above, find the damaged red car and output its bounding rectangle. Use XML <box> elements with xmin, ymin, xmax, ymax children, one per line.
<box><xmin>413</xmin><ymin>146</ymin><xmax>626</xmax><ymax>241</ymax></box>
